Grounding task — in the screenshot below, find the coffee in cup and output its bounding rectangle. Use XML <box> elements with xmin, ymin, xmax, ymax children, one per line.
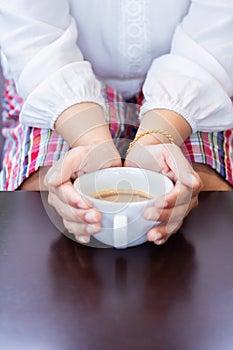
<box><xmin>91</xmin><ymin>189</ymin><xmax>153</xmax><ymax>202</ymax></box>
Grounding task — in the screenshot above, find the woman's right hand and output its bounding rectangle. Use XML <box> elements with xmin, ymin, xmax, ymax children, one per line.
<box><xmin>44</xmin><ymin>141</ymin><xmax>121</xmax><ymax>244</ymax></box>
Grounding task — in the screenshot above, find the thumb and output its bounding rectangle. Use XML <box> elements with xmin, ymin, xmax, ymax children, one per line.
<box><xmin>44</xmin><ymin>147</ymin><xmax>89</xmax><ymax>187</ymax></box>
<box><xmin>165</xmin><ymin>144</ymin><xmax>200</xmax><ymax>188</ymax></box>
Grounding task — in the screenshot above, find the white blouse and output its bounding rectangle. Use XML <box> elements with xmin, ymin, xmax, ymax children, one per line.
<box><xmin>0</xmin><ymin>0</ymin><xmax>233</xmax><ymax>132</ymax></box>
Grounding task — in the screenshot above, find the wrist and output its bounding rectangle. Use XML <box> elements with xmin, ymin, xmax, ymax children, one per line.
<box><xmin>139</xmin><ymin>109</ymin><xmax>192</xmax><ymax>146</ymax></box>
<box><xmin>135</xmin><ymin>132</ymin><xmax>171</xmax><ymax>147</ymax></box>
<box><xmin>126</xmin><ymin>129</ymin><xmax>174</xmax><ymax>157</ymax></box>
<box><xmin>55</xmin><ymin>102</ymin><xmax>113</xmax><ymax>147</ymax></box>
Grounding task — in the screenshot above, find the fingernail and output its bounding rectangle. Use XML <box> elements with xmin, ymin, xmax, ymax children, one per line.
<box><xmin>85</xmin><ymin>211</ymin><xmax>98</xmax><ymax>223</ymax></box>
<box><xmin>155</xmin><ymin>239</ymin><xmax>165</xmax><ymax>246</ymax></box>
<box><xmin>144</xmin><ymin>208</ymin><xmax>160</xmax><ymax>221</ymax></box>
<box><xmin>77</xmin><ymin>236</ymin><xmax>90</xmax><ymax>244</ymax></box>
<box><xmin>152</xmin><ymin>232</ymin><xmax>163</xmax><ymax>241</ymax></box>
<box><xmin>87</xmin><ymin>224</ymin><xmax>100</xmax><ymax>234</ymax></box>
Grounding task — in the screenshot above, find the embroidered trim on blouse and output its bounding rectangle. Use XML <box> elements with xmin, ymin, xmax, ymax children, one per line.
<box><xmin>119</xmin><ymin>0</ymin><xmax>151</xmax><ymax>78</ymax></box>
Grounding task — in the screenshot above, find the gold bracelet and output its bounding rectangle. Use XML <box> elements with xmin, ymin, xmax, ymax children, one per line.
<box><xmin>126</xmin><ymin>129</ymin><xmax>174</xmax><ymax>156</ymax></box>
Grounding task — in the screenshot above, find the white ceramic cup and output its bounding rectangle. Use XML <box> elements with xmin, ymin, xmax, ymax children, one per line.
<box><xmin>74</xmin><ymin>167</ymin><xmax>173</xmax><ymax>248</ymax></box>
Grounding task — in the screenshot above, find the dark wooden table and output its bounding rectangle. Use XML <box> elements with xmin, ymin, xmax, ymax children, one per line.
<box><xmin>0</xmin><ymin>191</ymin><xmax>233</xmax><ymax>350</ymax></box>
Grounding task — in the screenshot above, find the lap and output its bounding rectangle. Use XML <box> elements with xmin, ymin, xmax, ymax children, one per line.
<box><xmin>192</xmin><ymin>163</ymin><xmax>233</xmax><ymax>191</ymax></box>
<box><xmin>19</xmin><ymin>163</ymin><xmax>233</xmax><ymax>191</ymax></box>
<box><xmin>18</xmin><ymin>166</ymin><xmax>51</xmax><ymax>191</ymax></box>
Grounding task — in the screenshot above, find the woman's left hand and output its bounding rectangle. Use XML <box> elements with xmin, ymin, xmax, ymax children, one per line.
<box><xmin>124</xmin><ymin>143</ymin><xmax>203</xmax><ymax>245</ymax></box>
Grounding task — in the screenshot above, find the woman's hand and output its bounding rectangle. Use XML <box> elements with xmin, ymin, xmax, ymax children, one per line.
<box><xmin>125</xmin><ymin>143</ymin><xmax>203</xmax><ymax>245</ymax></box>
<box><xmin>44</xmin><ymin>141</ymin><xmax>121</xmax><ymax>244</ymax></box>
<box><xmin>45</xmin><ymin>102</ymin><xmax>121</xmax><ymax>244</ymax></box>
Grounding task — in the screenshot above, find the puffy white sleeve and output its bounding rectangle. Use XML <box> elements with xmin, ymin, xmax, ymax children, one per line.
<box><xmin>0</xmin><ymin>0</ymin><xmax>105</xmax><ymax>129</ymax></box>
<box><xmin>141</xmin><ymin>0</ymin><xmax>233</xmax><ymax>133</ymax></box>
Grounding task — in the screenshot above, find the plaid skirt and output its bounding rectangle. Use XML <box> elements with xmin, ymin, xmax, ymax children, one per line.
<box><xmin>0</xmin><ymin>79</ymin><xmax>233</xmax><ymax>190</ymax></box>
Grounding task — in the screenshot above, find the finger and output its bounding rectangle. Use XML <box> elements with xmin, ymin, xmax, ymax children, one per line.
<box><xmin>144</xmin><ymin>181</ymin><xmax>199</xmax><ymax>219</ymax></box>
<box><xmin>144</xmin><ymin>196</ymin><xmax>198</xmax><ymax>225</ymax></box>
<box><xmin>163</xmin><ymin>182</ymin><xmax>199</xmax><ymax>220</ymax></box>
<box><xmin>145</xmin><ymin>204</ymin><xmax>185</xmax><ymax>238</ymax></box>
<box><xmin>184</xmin><ymin>196</ymin><xmax>199</xmax><ymax>218</ymax></box>
<box><xmin>164</xmin><ymin>145</ymin><xmax>202</xmax><ymax>188</ymax></box>
<box><xmin>147</xmin><ymin>220</ymin><xmax>183</xmax><ymax>245</ymax></box>
<box><xmin>63</xmin><ymin>219</ymin><xmax>101</xmax><ymax>237</ymax></box>
<box><xmin>75</xmin><ymin>235</ymin><xmax>91</xmax><ymax>244</ymax></box>
<box><xmin>144</xmin><ymin>201</ymin><xmax>186</xmax><ymax>224</ymax></box>
<box><xmin>146</xmin><ymin>195</ymin><xmax>199</xmax><ymax>245</ymax></box>
<box><xmin>154</xmin><ymin>182</ymin><xmax>191</xmax><ymax>209</ymax></box>
<box><xmin>152</xmin><ymin>234</ymin><xmax>170</xmax><ymax>246</ymax></box>
<box><xmin>48</xmin><ymin>192</ymin><xmax>102</xmax><ymax>223</ymax></box>
<box><xmin>48</xmin><ymin>181</ymin><xmax>91</xmax><ymax>209</ymax></box>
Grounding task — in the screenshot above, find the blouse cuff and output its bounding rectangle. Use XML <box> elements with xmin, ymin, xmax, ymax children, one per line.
<box><xmin>141</xmin><ymin>54</ymin><xmax>233</xmax><ymax>133</ymax></box>
<box><xmin>20</xmin><ymin>61</ymin><xmax>106</xmax><ymax>130</ymax></box>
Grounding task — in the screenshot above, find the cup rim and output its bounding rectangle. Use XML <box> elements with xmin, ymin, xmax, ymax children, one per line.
<box><xmin>74</xmin><ymin>167</ymin><xmax>174</xmax><ymax>206</ymax></box>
